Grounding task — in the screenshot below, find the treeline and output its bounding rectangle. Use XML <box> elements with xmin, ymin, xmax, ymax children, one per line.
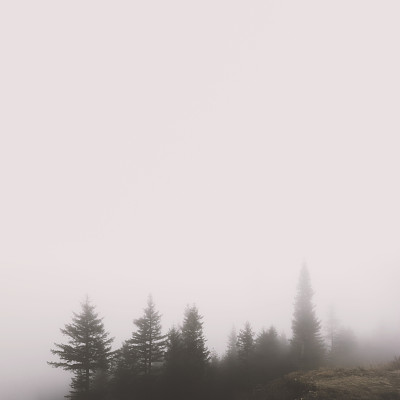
<box><xmin>48</xmin><ymin>266</ymin><xmax>396</xmax><ymax>400</ymax></box>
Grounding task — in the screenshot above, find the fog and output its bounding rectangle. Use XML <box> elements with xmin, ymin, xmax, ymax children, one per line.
<box><xmin>1</xmin><ymin>1</ymin><xmax>400</xmax><ymax>399</ymax></box>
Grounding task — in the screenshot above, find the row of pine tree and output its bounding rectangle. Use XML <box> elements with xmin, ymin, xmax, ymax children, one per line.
<box><xmin>47</xmin><ymin>266</ymin><xmax>354</xmax><ymax>399</ymax></box>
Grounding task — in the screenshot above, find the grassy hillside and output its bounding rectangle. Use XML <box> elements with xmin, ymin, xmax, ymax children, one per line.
<box><xmin>253</xmin><ymin>361</ymin><xmax>400</xmax><ymax>400</ymax></box>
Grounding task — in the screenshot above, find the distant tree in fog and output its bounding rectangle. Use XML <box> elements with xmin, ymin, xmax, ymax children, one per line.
<box><xmin>255</xmin><ymin>326</ymin><xmax>279</xmax><ymax>356</ymax></box>
<box><xmin>128</xmin><ymin>295</ymin><xmax>166</xmax><ymax>375</ymax></box>
<box><xmin>237</xmin><ymin>322</ymin><xmax>255</xmax><ymax>364</ymax></box>
<box><xmin>114</xmin><ymin>341</ymin><xmax>139</xmax><ymax>375</ymax></box>
<box><xmin>224</xmin><ymin>327</ymin><xmax>238</xmax><ymax>362</ymax></box>
<box><xmin>291</xmin><ymin>265</ymin><xmax>325</xmax><ymax>369</ymax></box>
<box><xmin>181</xmin><ymin>305</ymin><xmax>210</xmax><ymax>376</ymax></box>
<box><xmin>163</xmin><ymin>326</ymin><xmax>185</xmax><ymax>399</ymax></box>
<box><xmin>111</xmin><ymin>340</ymin><xmax>140</xmax><ymax>398</ymax></box>
<box><xmin>329</xmin><ymin>328</ymin><xmax>359</xmax><ymax>367</ymax></box>
<box><xmin>325</xmin><ymin>306</ymin><xmax>340</xmax><ymax>352</ymax></box>
<box><xmin>48</xmin><ymin>298</ymin><xmax>114</xmax><ymax>399</ymax></box>
<box><xmin>164</xmin><ymin>326</ymin><xmax>184</xmax><ymax>374</ymax></box>
<box><xmin>255</xmin><ymin>327</ymin><xmax>278</xmax><ymax>371</ymax></box>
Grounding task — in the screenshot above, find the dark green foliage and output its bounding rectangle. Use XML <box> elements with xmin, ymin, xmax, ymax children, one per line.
<box><xmin>48</xmin><ymin>298</ymin><xmax>114</xmax><ymax>399</ymax></box>
<box><xmin>128</xmin><ymin>295</ymin><xmax>166</xmax><ymax>376</ymax></box>
<box><xmin>291</xmin><ymin>265</ymin><xmax>325</xmax><ymax>369</ymax></box>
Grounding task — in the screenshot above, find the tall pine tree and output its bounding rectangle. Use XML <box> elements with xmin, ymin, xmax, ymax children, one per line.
<box><xmin>48</xmin><ymin>298</ymin><xmax>114</xmax><ymax>399</ymax></box>
<box><xmin>291</xmin><ymin>264</ymin><xmax>325</xmax><ymax>369</ymax></box>
<box><xmin>181</xmin><ymin>305</ymin><xmax>210</xmax><ymax>377</ymax></box>
<box><xmin>128</xmin><ymin>295</ymin><xmax>166</xmax><ymax>375</ymax></box>
<box><xmin>237</xmin><ymin>322</ymin><xmax>255</xmax><ymax>364</ymax></box>
<box><xmin>224</xmin><ymin>327</ymin><xmax>238</xmax><ymax>362</ymax></box>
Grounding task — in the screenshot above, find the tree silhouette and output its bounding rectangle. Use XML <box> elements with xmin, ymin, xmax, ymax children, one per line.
<box><xmin>291</xmin><ymin>264</ymin><xmax>325</xmax><ymax>369</ymax></box>
<box><xmin>128</xmin><ymin>295</ymin><xmax>166</xmax><ymax>375</ymax></box>
<box><xmin>237</xmin><ymin>322</ymin><xmax>255</xmax><ymax>364</ymax></box>
<box><xmin>48</xmin><ymin>298</ymin><xmax>114</xmax><ymax>399</ymax></box>
<box><xmin>164</xmin><ymin>326</ymin><xmax>185</xmax><ymax>399</ymax></box>
<box><xmin>181</xmin><ymin>305</ymin><xmax>210</xmax><ymax>374</ymax></box>
<box><xmin>110</xmin><ymin>341</ymin><xmax>140</xmax><ymax>399</ymax></box>
<box><xmin>224</xmin><ymin>327</ymin><xmax>238</xmax><ymax>363</ymax></box>
<box><xmin>235</xmin><ymin>322</ymin><xmax>256</xmax><ymax>387</ymax></box>
<box><xmin>255</xmin><ymin>326</ymin><xmax>285</xmax><ymax>381</ymax></box>
<box><xmin>178</xmin><ymin>304</ymin><xmax>210</xmax><ymax>400</ymax></box>
<box><xmin>164</xmin><ymin>326</ymin><xmax>184</xmax><ymax>376</ymax></box>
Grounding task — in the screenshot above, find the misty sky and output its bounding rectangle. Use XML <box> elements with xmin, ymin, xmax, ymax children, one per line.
<box><xmin>1</xmin><ymin>1</ymin><xmax>400</xmax><ymax>399</ymax></box>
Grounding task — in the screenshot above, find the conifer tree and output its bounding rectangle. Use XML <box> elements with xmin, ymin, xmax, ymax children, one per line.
<box><xmin>291</xmin><ymin>264</ymin><xmax>325</xmax><ymax>369</ymax></box>
<box><xmin>48</xmin><ymin>298</ymin><xmax>114</xmax><ymax>399</ymax></box>
<box><xmin>181</xmin><ymin>305</ymin><xmax>210</xmax><ymax>376</ymax></box>
<box><xmin>114</xmin><ymin>341</ymin><xmax>139</xmax><ymax>375</ymax></box>
<box><xmin>164</xmin><ymin>326</ymin><xmax>184</xmax><ymax>376</ymax></box>
<box><xmin>128</xmin><ymin>295</ymin><xmax>166</xmax><ymax>375</ymax></box>
<box><xmin>111</xmin><ymin>341</ymin><xmax>140</xmax><ymax>400</ymax></box>
<box><xmin>224</xmin><ymin>327</ymin><xmax>238</xmax><ymax>362</ymax></box>
<box><xmin>237</xmin><ymin>322</ymin><xmax>255</xmax><ymax>364</ymax></box>
<box><xmin>255</xmin><ymin>326</ymin><xmax>279</xmax><ymax>360</ymax></box>
<box><xmin>164</xmin><ymin>326</ymin><xmax>185</xmax><ymax>399</ymax></box>
<box><xmin>234</xmin><ymin>322</ymin><xmax>256</xmax><ymax>387</ymax></box>
<box><xmin>254</xmin><ymin>326</ymin><xmax>282</xmax><ymax>380</ymax></box>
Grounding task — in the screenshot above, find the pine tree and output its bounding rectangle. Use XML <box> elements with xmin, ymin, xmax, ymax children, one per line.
<box><xmin>181</xmin><ymin>305</ymin><xmax>210</xmax><ymax>376</ymax></box>
<box><xmin>111</xmin><ymin>341</ymin><xmax>140</xmax><ymax>400</ymax></box>
<box><xmin>224</xmin><ymin>327</ymin><xmax>238</xmax><ymax>362</ymax></box>
<box><xmin>48</xmin><ymin>298</ymin><xmax>114</xmax><ymax>399</ymax></box>
<box><xmin>234</xmin><ymin>322</ymin><xmax>256</xmax><ymax>387</ymax></box>
<box><xmin>128</xmin><ymin>295</ymin><xmax>166</xmax><ymax>375</ymax></box>
<box><xmin>291</xmin><ymin>264</ymin><xmax>325</xmax><ymax>369</ymax></box>
<box><xmin>237</xmin><ymin>322</ymin><xmax>255</xmax><ymax>364</ymax></box>
<box><xmin>254</xmin><ymin>326</ymin><xmax>282</xmax><ymax>380</ymax></box>
<box><xmin>164</xmin><ymin>326</ymin><xmax>184</xmax><ymax>376</ymax></box>
<box><xmin>255</xmin><ymin>326</ymin><xmax>279</xmax><ymax>360</ymax></box>
<box><xmin>164</xmin><ymin>326</ymin><xmax>185</xmax><ymax>399</ymax></box>
<box><xmin>114</xmin><ymin>341</ymin><xmax>139</xmax><ymax>375</ymax></box>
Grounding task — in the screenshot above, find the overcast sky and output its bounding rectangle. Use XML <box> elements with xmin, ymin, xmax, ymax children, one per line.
<box><xmin>1</xmin><ymin>1</ymin><xmax>400</xmax><ymax>399</ymax></box>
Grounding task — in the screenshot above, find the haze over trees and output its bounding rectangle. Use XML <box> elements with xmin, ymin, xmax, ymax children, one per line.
<box><xmin>48</xmin><ymin>267</ymin><xmax>400</xmax><ymax>400</ymax></box>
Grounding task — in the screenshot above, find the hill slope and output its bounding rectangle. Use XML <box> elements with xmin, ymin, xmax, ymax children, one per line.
<box><xmin>260</xmin><ymin>366</ymin><xmax>400</xmax><ymax>400</ymax></box>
